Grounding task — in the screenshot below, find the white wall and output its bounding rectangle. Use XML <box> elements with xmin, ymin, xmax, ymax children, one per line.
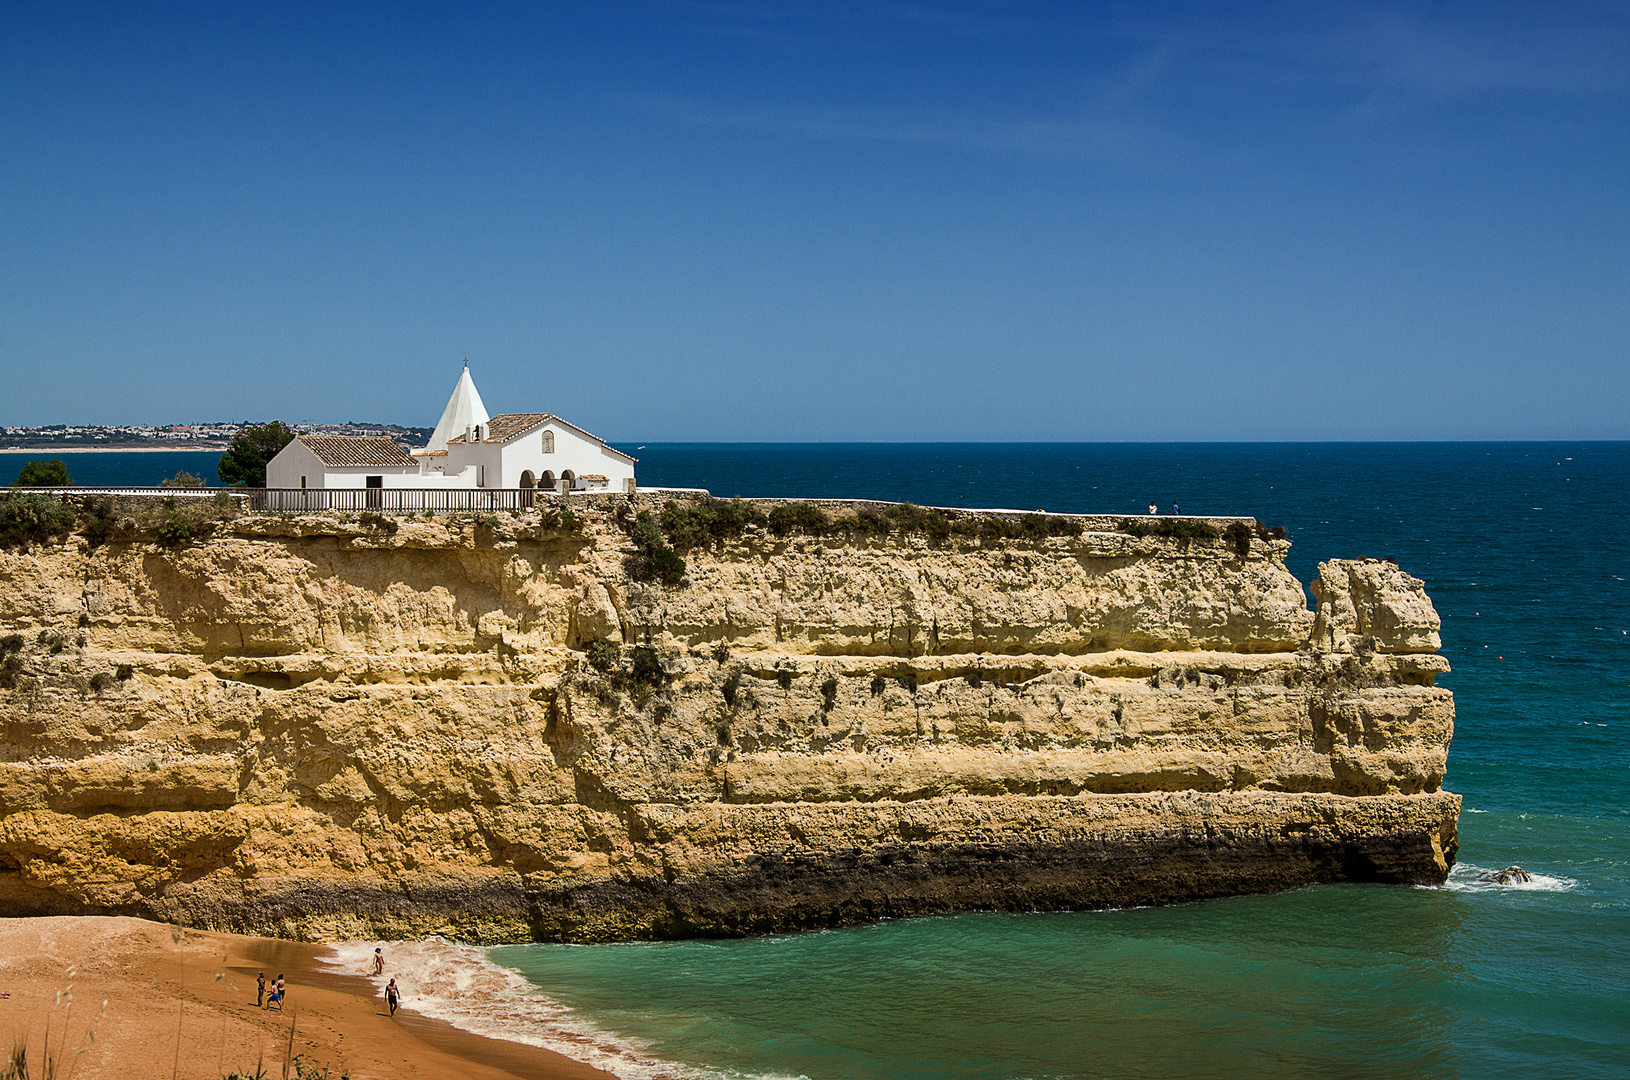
<box><xmin>265</xmin><ymin>419</ymin><xmax>636</xmax><ymax>491</ymax></box>
<box><xmin>499</xmin><ymin>424</ymin><xmax>636</xmax><ymax>490</ymax></box>
<box><xmin>266</xmin><ymin>440</ymin><xmax>325</xmax><ymax>490</ymax></box>
<box><xmin>311</xmin><ymin>467</ymin><xmax>423</xmax><ymax>489</ymax></box>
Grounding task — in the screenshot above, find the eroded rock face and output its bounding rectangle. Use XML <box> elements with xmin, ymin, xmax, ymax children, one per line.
<box><xmin>1311</xmin><ymin>558</ymin><xmax>1443</xmax><ymax>654</ymax></box>
<box><xmin>0</xmin><ymin>499</ymin><xmax>1457</xmax><ymax>942</ymax></box>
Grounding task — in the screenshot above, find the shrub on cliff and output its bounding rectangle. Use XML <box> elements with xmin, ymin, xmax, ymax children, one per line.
<box><xmin>630</xmin><ymin>645</ymin><xmax>665</xmax><ymax>687</ymax></box>
<box><xmin>77</xmin><ymin>497</ymin><xmax>131</xmax><ymax>548</ymax></box>
<box><xmin>0</xmin><ymin>492</ymin><xmax>76</xmax><ymax>548</ymax></box>
<box><xmin>155</xmin><ymin>510</ymin><xmax>202</xmax><ymax>545</ymax></box>
<box><xmin>767</xmin><ymin>501</ymin><xmax>829</xmax><ymax>537</ymax></box>
<box><xmin>11</xmin><ymin>458</ymin><xmax>72</xmax><ymax>487</ymax></box>
<box><xmin>627</xmin><ymin>511</ymin><xmax>687</xmax><ymax>585</ymax></box>
<box><xmin>137</xmin><ymin>495</ymin><xmax>235</xmax><ymax>547</ymax></box>
<box><xmin>217</xmin><ymin>421</ymin><xmax>295</xmax><ymax>487</ymax></box>
<box><xmin>660</xmin><ymin>498</ymin><xmax>766</xmax><ymax>553</ymax></box>
<box><xmin>159</xmin><ymin>469</ymin><xmax>206</xmax><ymax>489</ymax></box>
<box><xmin>1223</xmin><ymin>520</ymin><xmax>1254</xmax><ymax>556</ymax></box>
<box><xmin>585</xmin><ymin>640</ymin><xmax>620</xmax><ymax>672</ymax></box>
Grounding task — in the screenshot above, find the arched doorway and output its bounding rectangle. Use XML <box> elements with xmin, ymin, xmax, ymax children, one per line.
<box><xmin>559</xmin><ymin>470</ymin><xmax>576</xmax><ymax>494</ymax></box>
<box><xmin>539</xmin><ymin>470</ymin><xmax>555</xmax><ymax>493</ymax></box>
<box><xmin>519</xmin><ymin>470</ymin><xmax>535</xmax><ymax>509</ymax></box>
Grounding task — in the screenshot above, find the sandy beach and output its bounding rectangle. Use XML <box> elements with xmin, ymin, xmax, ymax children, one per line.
<box><xmin>0</xmin><ymin>917</ymin><xmax>614</xmax><ymax>1080</ymax></box>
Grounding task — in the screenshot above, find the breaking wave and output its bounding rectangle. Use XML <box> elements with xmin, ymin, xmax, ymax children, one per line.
<box><xmin>322</xmin><ymin>939</ymin><xmax>794</xmax><ymax>1080</ymax></box>
<box><xmin>1436</xmin><ymin>863</ymin><xmax>1578</xmax><ymax>894</ymax></box>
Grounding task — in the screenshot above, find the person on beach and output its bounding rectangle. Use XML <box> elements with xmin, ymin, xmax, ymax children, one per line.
<box><xmin>372</xmin><ymin>947</ymin><xmax>384</xmax><ymax>975</ymax></box>
<box><xmin>257</xmin><ymin>972</ymin><xmax>265</xmax><ymax>1007</ymax></box>
<box><xmin>385</xmin><ymin>978</ymin><xmax>400</xmax><ymax>1017</ymax></box>
<box><xmin>266</xmin><ymin>973</ymin><xmax>285</xmax><ymax>1011</ymax></box>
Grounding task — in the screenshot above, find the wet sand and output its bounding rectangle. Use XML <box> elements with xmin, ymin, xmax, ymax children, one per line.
<box><xmin>0</xmin><ymin>916</ymin><xmax>614</xmax><ymax>1080</ymax></box>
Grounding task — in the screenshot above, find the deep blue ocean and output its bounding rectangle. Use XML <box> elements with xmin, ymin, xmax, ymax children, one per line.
<box><xmin>14</xmin><ymin>444</ymin><xmax>1628</xmax><ymax>1078</ymax></box>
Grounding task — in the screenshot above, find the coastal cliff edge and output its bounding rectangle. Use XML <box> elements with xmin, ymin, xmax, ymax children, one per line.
<box><xmin>0</xmin><ymin>495</ymin><xmax>1458</xmax><ymax>942</ymax></box>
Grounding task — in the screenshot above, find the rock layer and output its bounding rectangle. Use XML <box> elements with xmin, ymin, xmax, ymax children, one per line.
<box><xmin>0</xmin><ymin>498</ymin><xmax>1458</xmax><ymax>941</ymax></box>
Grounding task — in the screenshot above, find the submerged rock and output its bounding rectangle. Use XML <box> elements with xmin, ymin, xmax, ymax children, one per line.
<box><xmin>1478</xmin><ymin>866</ymin><xmax>1533</xmax><ymax>885</ymax></box>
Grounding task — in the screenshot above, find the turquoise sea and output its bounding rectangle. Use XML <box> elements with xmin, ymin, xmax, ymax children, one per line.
<box><xmin>18</xmin><ymin>444</ymin><xmax>1629</xmax><ymax>1078</ymax></box>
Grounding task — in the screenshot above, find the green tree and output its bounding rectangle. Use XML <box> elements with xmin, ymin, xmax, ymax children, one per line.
<box><xmin>12</xmin><ymin>458</ymin><xmax>72</xmax><ymax>487</ymax></box>
<box><xmin>159</xmin><ymin>469</ymin><xmax>206</xmax><ymax>489</ymax></box>
<box><xmin>217</xmin><ymin>422</ymin><xmax>295</xmax><ymax>487</ymax></box>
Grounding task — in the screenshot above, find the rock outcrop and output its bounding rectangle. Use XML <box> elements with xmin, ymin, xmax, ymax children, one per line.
<box><xmin>0</xmin><ymin>497</ymin><xmax>1458</xmax><ymax>942</ymax></box>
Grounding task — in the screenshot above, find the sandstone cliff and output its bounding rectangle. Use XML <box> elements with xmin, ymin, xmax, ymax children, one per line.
<box><xmin>0</xmin><ymin>497</ymin><xmax>1457</xmax><ymax>942</ymax></box>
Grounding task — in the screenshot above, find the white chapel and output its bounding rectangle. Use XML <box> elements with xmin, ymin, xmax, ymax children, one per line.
<box><xmin>266</xmin><ymin>363</ymin><xmax>637</xmax><ymax>494</ymax></box>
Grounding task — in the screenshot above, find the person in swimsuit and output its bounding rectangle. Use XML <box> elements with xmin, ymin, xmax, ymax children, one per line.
<box><xmin>372</xmin><ymin>948</ymin><xmax>384</xmax><ymax>975</ymax></box>
<box><xmin>385</xmin><ymin>978</ymin><xmax>400</xmax><ymax>1017</ymax></box>
<box><xmin>256</xmin><ymin>973</ymin><xmax>265</xmax><ymax>1007</ymax></box>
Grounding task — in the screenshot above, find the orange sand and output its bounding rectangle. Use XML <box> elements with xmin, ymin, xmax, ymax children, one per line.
<box><xmin>0</xmin><ymin>917</ymin><xmax>614</xmax><ymax>1080</ymax></box>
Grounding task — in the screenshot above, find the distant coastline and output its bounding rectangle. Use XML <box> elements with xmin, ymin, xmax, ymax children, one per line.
<box><xmin>0</xmin><ymin>445</ymin><xmax>229</xmax><ymax>454</ymax></box>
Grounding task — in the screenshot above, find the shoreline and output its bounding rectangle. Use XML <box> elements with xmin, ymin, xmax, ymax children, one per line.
<box><xmin>0</xmin><ymin>446</ymin><xmax>228</xmax><ymax>454</ymax></box>
<box><xmin>0</xmin><ymin>916</ymin><xmax>615</xmax><ymax>1080</ymax></box>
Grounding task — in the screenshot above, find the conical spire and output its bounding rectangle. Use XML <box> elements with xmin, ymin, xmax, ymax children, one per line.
<box><xmin>425</xmin><ymin>359</ymin><xmax>491</xmax><ymax>451</ymax></box>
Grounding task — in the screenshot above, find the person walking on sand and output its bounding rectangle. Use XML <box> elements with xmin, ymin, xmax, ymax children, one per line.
<box><xmin>372</xmin><ymin>947</ymin><xmax>384</xmax><ymax>975</ymax></box>
<box><xmin>256</xmin><ymin>972</ymin><xmax>265</xmax><ymax>1007</ymax></box>
<box><xmin>385</xmin><ymin>978</ymin><xmax>400</xmax><ymax>1017</ymax></box>
<box><xmin>266</xmin><ymin>973</ymin><xmax>285</xmax><ymax>1011</ymax></box>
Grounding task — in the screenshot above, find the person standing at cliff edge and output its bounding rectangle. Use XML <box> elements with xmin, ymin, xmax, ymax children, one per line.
<box><xmin>1172</xmin><ymin>502</ymin><xmax>1180</xmax><ymax>516</ymax></box>
<box><xmin>1148</xmin><ymin>502</ymin><xmax>1159</xmax><ymax>514</ymax></box>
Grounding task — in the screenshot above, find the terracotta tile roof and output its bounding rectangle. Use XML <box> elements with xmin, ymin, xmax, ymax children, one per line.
<box><xmin>447</xmin><ymin>413</ymin><xmax>548</xmax><ymax>445</ymax></box>
<box><xmin>300</xmin><ymin>435</ymin><xmax>417</xmax><ymax>468</ymax></box>
<box><xmin>446</xmin><ymin>413</ymin><xmax>638</xmax><ymax>463</ymax></box>
<box><xmin>582</xmin><ymin>474</ymin><xmax>608</xmax><ymax>481</ymax></box>
<box><xmin>412</xmin><ymin>449</ymin><xmax>447</xmax><ymax>457</ymax></box>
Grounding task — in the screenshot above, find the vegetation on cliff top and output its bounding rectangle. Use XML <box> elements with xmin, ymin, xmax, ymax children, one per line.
<box><xmin>0</xmin><ymin>492</ymin><xmax>76</xmax><ymax>548</ymax></box>
<box><xmin>656</xmin><ymin>497</ymin><xmax>1084</xmax><ymax>553</ymax></box>
<box><xmin>1119</xmin><ymin>517</ymin><xmax>1287</xmax><ymax>555</ymax></box>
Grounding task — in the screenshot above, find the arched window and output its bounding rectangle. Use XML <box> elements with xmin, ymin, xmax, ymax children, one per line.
<box><xmin>542</xmin><ymin>430</ymin><xmax>555</xmax><ymax>453</ymax></box>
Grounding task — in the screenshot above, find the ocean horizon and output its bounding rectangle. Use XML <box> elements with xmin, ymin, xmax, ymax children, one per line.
<box><xmin>8</xmin><ymin>441</ymin><xmax>1628</xmax><ymax>1077</ymax></box>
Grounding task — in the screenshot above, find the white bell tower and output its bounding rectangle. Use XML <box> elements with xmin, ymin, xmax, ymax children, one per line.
<box><xmin>425</xmin><ymin>359</ymin><xmax>491</xmax><ymax>452</ymax></box>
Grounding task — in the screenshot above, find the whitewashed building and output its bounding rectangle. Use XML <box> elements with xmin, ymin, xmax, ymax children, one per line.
<box><xmin>266</xmin><ymin>363</ymin><xmax>637</xmax><ymax>495</ymax></box>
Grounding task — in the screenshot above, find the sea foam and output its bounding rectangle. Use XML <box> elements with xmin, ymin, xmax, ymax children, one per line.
<box><xmin>322</xmin><ymin>939</ymin><xmax>804</xmax><ymax>1080</ymax></box>
<box><xmin>1436</xmin><ymin>863</ymin><xmax>1578</xmax><ymax>894</ymax></box>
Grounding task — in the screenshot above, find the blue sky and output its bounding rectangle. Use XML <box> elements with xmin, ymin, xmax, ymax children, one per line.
<box><xmin>2</xmin><ymin>1</ymin><xmax>1625</xmax><ymax>440</ymax></box>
